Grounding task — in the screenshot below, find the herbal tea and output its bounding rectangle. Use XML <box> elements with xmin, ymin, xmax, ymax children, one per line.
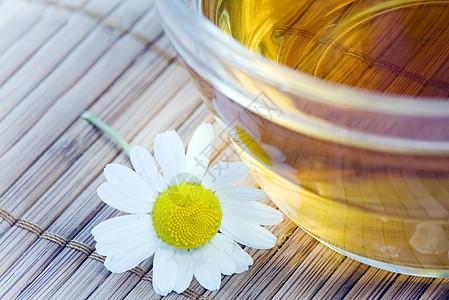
<box><xmin>204</xmin><ymin>0</ymin><xmax>449</xmax><ymax>96</ymax></box>
<box><xmin>194</xmin><ymin>0</ymin><xmax>449</xmax><ymax>275</ymax></box>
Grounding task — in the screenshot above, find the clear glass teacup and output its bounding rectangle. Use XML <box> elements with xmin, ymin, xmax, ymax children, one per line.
<box><xmin>155</xmin><ymin>0</ymin><xmax>449</xmax><ymax>276</ymax></box>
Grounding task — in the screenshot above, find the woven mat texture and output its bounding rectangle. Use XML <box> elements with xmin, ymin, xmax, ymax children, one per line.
<box><xmin>0</xmin><ymin>0</ymin><xmax>448</xmax><ymax>299</ymax></box>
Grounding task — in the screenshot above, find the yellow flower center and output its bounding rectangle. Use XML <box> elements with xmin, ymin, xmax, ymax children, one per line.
<box><xmin>152</xmin><ymin>182</ymin><xmax>222</xmax><ymax>249</ymax></box>
<box><xmin>236</xmin><ymin>127</ymin><xmax>272</xmax><ymax>166</ymax></box>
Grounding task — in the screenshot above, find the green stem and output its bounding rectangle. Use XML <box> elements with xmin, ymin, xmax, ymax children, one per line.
<box><xmin>81</xmin><ymin>111</ymin><xmax>131</xmax><ymax>156</ymax></box>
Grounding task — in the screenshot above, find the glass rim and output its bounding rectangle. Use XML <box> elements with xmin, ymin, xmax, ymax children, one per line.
<box><xmin>157</xmin><ymin>0</ymin><xmax>449</xmax><ymax>117</ymax></box>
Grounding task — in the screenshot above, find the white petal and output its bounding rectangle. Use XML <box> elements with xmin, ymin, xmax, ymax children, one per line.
<box><xmin>154</xmin><ymin>130</ymin><xmax>186</xmax><ymax>185</ymax></box>
<box><xmin>130</xmin><ymin>145</ymin><xmax>158</xmax><ymax>180</ymax></box>
<box><xmin>215</xmin><ymin>186</ymin><xmax>266</xmax><ymax>203</ymax></box>
<box><xmin>202</xmin><ymin>162</ymin><xmax>248</xmax><ymax>191</ymax></box>
<box><xmin>92</xmin><ymin>214</ymin><xmax>154</xmax><ymax>243</ymax></box>
<box><xmin>97</xmin><ymin>183</ymin><xmax>154</xmax><ymax>214</ymax></box>
<box><xmin>191</xmin><ymin>245</ymin><xmax>221</xmax><ymax>291</ymax></box>
<box><xmin>231</xmin><ymin>248</ymin><xmax>253</xmax><ymax>273</ymax></box>
<box><xmin>221</xmin><ymin>201</ymin><xmax>283</xmax><ymax>226</ymax></box>
<box><xmin>209</xmin><ymin>233</ymin><xmax>235</xmax><ymax>252</ymax></box>
<box><xmin>173</xmin><ymin>249</ymin><xmax>194</xmax><ymax>293</ymax></box>
<box><xmin>185</xmin><ymin>123</ymin><xmax>214</xmax><ymax>182</ymax></box>
<box><xmin>130</xmin><ymin>145</ymin><xmax>167</xmax><ymax>192</ymax></box>
<box><xmin>220</xmin><ymin>218</ymin><xmax>277</xmax><ymax>249</ymax></box>
<box><xmin>169</xmin><ymin>172</ymin><xmax>198</xmax><ymax>185</ymax></box>
<box><xmin>104</xmin><ymin>164</ymin><xmax>157</xmax><ymax>198</ymax></box>
<box><xmin>152</xmin><ymin>280</ymin><xmax>163</xmax><ymax>296</ymax></box>
<box><xmin>207</xmin><ymin>246</ymin><xmax>236</xmax><ymax>276</ymax></box>
<box><xmin>153</xmin><ymin>245</ymin><xmax>177</xmax><ymax>296</ymax></box>
<box><xmin>234</xmin><ymin>260</ymin><xmax>251</xmax><ymax>273</ymax></box>
<box><xmin>210</xmin><ymin>233</ymin><xmax>253</xmax><ymax>274</ymax></box>
<box><xmin>104</xmin><ymin>238</ymin><xmax>162</xmax><ymax>273</ymax></box>
<box><xmin>96</xmin><ymin>232</ymin><xmax>159</xmax><ymax>257</ymax></box>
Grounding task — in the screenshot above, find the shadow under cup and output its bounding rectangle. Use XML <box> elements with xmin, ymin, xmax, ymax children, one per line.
<box><xmin>155</xmin><ymin>0</ymin><xmax>449</xmax><ymax>276</ymax></box>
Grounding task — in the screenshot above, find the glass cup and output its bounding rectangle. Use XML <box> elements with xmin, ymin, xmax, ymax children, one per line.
<box><xmin>154</xmin><ymin>0</ymin><xmax>449</xmax><ymax>276</ymax></box>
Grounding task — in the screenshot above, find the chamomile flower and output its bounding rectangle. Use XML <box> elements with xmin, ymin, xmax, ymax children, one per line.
<box><xmin>91</xmin><ymin>123</ymin><xmax>283</xmax><ymax>296</ymax></box>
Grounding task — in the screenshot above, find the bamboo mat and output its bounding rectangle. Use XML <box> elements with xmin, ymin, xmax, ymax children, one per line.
<box><xmin>0</xmin><ymin>0</ymin><xmax>448</xmax><ymax>299</ymax></box>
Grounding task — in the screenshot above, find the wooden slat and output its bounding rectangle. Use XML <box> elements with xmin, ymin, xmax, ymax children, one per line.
<box><xmin>0</xmin><ymin>32</ymin><xmax>144</xmax><ymax>223</ymax></box>
<box><xmin>0</xmin><ymin>0</ymin><xmax>153</xmax><ymax>158</ymax></box>
<box><xmin>342</xmin><ymin>268</ymin><xmax>399</xmax><ymax>299</ymax></box>
<box><xmin>123</xmin><ymin>280</ymin><xmax>162</xmax><ymax>300</ymax></box>
<box><xmin>271</xmin><ymin>244</ymin><xmax>345</xmax><ymax>299</ymax></box>
<box><xmin>311</xmin><ymin>258</ymin><xmax>369</xmax><ymax>299</ymax></box>
<box><xmin>0</xmin><ymin>63</ymin><xmax>191</xmax><ymax>265</ymax></box>
<box><xmin>132</xmin><ymin>4</ymin><xmax>168</xmax><ymax>43</ymax></box>
<box><xmin>0</xmin><ymin>0</ymin><xmax>124</xmax><ymax>121</ymax></box>
<box><xmin>419</xmin><ymin>278</ymin><xmax>449</xmax><ymax>300</ymax></box>
<box><xmin>0</xmin><ymin>6</ymin><xmax>72</xmax><ymax>86</ymax></box>
<box><xmin>0</xmin><ymin>4</ymin><xmax>154</xmax><ymax>204</ymax></box>
<box><xmin>58</xmin><ymin>0</ymin><xmax>89</xmax><ymax>7</ymax></box>
<box><xmin>0</xmin><ymin>1</ymin><xmax>44</xmax><ymax>54</ymax></box>
<box><xmin>0</xmin><ymin>38</ymin><xmax>175</xmax><ymax>235</ymax></box>
<box><xmin>103</xmin><ymin>0</ymin><xmax>152</xmax><ymax>30</ymax></box>
<box><xmin>58</xmin><ymin>0</ymin><xmax>90</xmax><ymax>6</ymax></box>
<box><xmin>380</xmin><ymin>275</ymin><xmax>434</xmax><ymax>300</ymax></box>
<box><xmin>15</xmin><ymin>207</ymin><xmax>120</xmax><ymax>300</ymax></box>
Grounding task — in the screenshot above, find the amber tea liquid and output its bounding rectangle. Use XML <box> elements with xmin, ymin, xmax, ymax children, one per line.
<box><xmin>196</xmin><ymin>0</ymin><xmax>449</xmax><ymax>275</ymax></box>
<box><xmin>205</xmin><ymin>0</ymin><xmax>449</xmax><ymax>96</ymax></box>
